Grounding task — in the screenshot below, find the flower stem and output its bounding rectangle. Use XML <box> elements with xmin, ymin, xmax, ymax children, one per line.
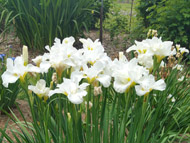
<box><xmin>86</xmin><ymin>84</ymin><xmax>91</xmax><ymax>142</ymax></box>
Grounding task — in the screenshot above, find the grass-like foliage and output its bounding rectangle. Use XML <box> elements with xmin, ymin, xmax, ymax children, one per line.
<box><xmin>0</xmin><ymin>35</ymin><xmax>190</xmax><ymax>142</ymax></box>
<box><xmin>0</xmin><ymin>0</ymin><xmax>16</xmax><ymax>36</ymax></box>
<box><xmin>6</xmin><ymin>0</ymin><xmax>95</xmax><ymax>50</ymax></box>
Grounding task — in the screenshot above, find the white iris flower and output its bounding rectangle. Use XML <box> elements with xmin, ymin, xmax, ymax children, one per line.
<box><xmin>28</xmin><ymin>79</ymin><xmax>50</xmax><ymax>100</ymax></box>
<box><xmin>2</xmin><ymin>56</ymin><xmax>40</xmax><ymax>87</ymax></box>
<box><xmin>82</xmin><ymin>61</ymin><xmax>111</xmax><ymax>87</ymax></box>
<box><xmin>135</xmin><ymin>75</ymin><xmax>166</xmax><ymax>96</ymax></box>
<box><xmin>49</xmin><ymin>75</ymin><xmax>89</xmax><ymax>104</ymax></box>
<box><xmin>112</xmin><ymin>58</ymin><xmax>149</xmax><ymax>93</ymax></box>
<box><xmin>45</xmin><ymin>37</ymin><xmax>80</xmax><ymax>77</ymax></box>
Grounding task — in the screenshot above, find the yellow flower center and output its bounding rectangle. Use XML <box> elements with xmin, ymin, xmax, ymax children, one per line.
<box><xmin>138</xmin><ymin>49</ymin><xmax>147</xmax><ymax>54</ymax></box>
<box><xmin>126</xmin><ymin>77</ymin><xmax>131</xmax><ymax>82</ymax></box>
<box><xmin>19</xmin><ymin>72</ymin><xmax>27</xmax><ymax>83</ymax></box>
<box><xmin>13</xmin><ymin>73</ymin><xmax>18</xmax><ymax>77</ymax></box>
<box><xmin>89</xmin><ymin>61</ymin><xmax>96</xmax><ymax>65</ymax></box>
<box><xmin>87</xmin><ymin>76</ymin><xmax>97</xmax><ymax>83</ymax></box>
<box><xmin>181</xmin><ymin>51</ymin><xmax>185</xmax><ymax>55</ymax></box>
<box><xmin>125</xmin><ymin>81</ymin><xmax>136</xmax><ymax>93</ymax></box>
<box><xmin>64</xmin><ymin>92</ymin><xmax>68</xmax><ymax>96</ymax></box>
<box><xmin>88</xmin><ymin>47</ymin><xmax>93</xmax><ymax>51</ymax></box>
<box><xmin>37</xmin><ymin>94</ymin><xmax>43</xmax><ymax>99</ymax></box>
<box><xmin>156</xmin><ymin>55</ymin><xmax>165</xmax><ymax>63</ymax></box>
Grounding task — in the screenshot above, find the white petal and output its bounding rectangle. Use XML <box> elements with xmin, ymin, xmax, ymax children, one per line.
<box><xmin>153</xmin><ymin>79</ymin><xmax>166</xmax><ymax>91</ymax></box>
<box><xmin>36</xmin><ymin>79</ymin><xmax>46</xmax><ymax>89</ymax></box>
<box><xmin>28</xmin><ymin>85</ymin><xmax>39</xmax><ymax>94</ymax></box>
<box><xmin>6</xmin><ymin>58</ymin><xmax>14</xmax><ymax>70</ymax></box>
<box><xmin>126</xmin><ymin>45</ymin><xmax>137</xmax><ymax>53</ymax></box>
<box><xmin>27</xmin><ymin>64</ymin><xmax>40</xmax><ymax>73</ymax></box>
<box><xmin>45</xmin><ymin>45</ymin><xmax>50</xmax><ymax>52</ymax></box>
<box><xmin>113</xmin><ymin>80</ymin><xmax>131</xmax><ymax>93</ymax></box>
<box><xmin>48</xmin><ymin>89</ymin><xmax>63</xmax><ymax>97</ymax></box>
<box><xmin>79</xmin><ymin>83</ymin><xmax>89</xmax><ymax>90</ymax></box>
<box><xmin>97</xmin><ymin>74</ymin><xmax>111</xmax><ymax>88</ymax></box>
<box><xmin>68</xmin><ymin>90</ymin><xmax>87</xmax><ymax>104</ymax></box>
<box><xmin>71</xmin><ymin>70</ymin><xmax>84</xmax><ymax>83</ymax></box>
<box><xmin>40</xmin><ymin>61</ymin><xmax>51</xmax><ymax>73</ymax></box>
<box><xmin>1</xmin><ymin>71</ymin><xmax>19</xmax><ymax>87</ymax></box>
<box><xmin>135</xmin><ymin>85</ymin><xmax>147</xmax><ymax>96</ymax></box>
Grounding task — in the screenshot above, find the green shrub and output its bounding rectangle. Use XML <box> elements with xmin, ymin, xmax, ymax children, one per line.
<box><xmin>135</xmin><ymin>0</ymin><xmax>190</xmax><ymax>50</ymax></box>
<box><xmin>90</xmin><ymin>0</ymin><xmax>113</xmax><ymax>29</ymax></box>
<box><xmin>152</xmin><ymin>0</ymin><xmax>190</xmax><ymax>49</ymax></box>
<box><xmin>96</xmin><ymin>2</ymin><xmax>129</xmax><ymax>40</ymax></box>
<box><xmin>6</xmin><ymin>0</ymin><xmax>95</xmax><ymax>50</ymax></box>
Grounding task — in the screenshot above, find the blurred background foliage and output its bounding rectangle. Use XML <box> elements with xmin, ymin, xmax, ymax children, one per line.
<box><xmin>133</xmin><ymin>0</ymin><xmax>190</xmax><ymax>51</ymax></box>
<box><xmin>1</xmin><ymin>0</ymin><xmax>190</xmax><ymax>54</ymax></box>
<box><xmin>2</xmin><ymin>0</ymin><xmax>113</xmax><ymax>50</ymax></box>
<box><xmin>5</xmin><ymin>0</ymin><xmax>95</xmax><ymax>50</ymax></box>
<box><xmin>0</xmin><ymin>0</ymin><xmax>15</xmax><ymax>37</ymax></box>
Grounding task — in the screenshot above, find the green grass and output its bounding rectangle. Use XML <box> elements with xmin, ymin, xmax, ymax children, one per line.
<box><xmin>115</xmin><ymin>2</ymin><xmax>132</xmax><ymax>12</ymax></box>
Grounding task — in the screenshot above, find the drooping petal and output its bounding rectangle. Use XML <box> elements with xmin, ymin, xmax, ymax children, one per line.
<box><xmin>153</xmin><ymin>79</ymin><xmax>166</xmax><ymax>91</ymax></box>
<box><xmin>97</xmin><ymin>74</ymin><xmax>111</xmax><ymax>88</ymax></box>
<box><xmin>79</xmin><ymin>83</ymin><xmax>89</xmax><ymax>90</ymax></box>
<box><xmin>27</xmin><ymin>64</ymin><xmax>41</xmax><ymax>73</ymax></box>
<box><xmin>68</xmin><ymin>90</ymin><xmax>87</xmax><ymax>104</ymax></box>
<box><xmin>135</xmin><ymin>85</ymin><xmax>147</xmax><ymax>96</ymax></box>
<box><xmin>2</xmin><ymin>71</ymin><xmax>19</xmax><ymax>87</ymax></box>
<box><xmin>113</xmin><ymin>80</ymin><xmax>131</xmax><ymax>93</ymax></box>
<box><xmin>40</xmin><ymin>61</ymin><xmax>51</xmax><ymax>73</ymax></box>
<box><xmin>49</xmin><ymin>89</ymin><xmax>63</xmax><ymax>97</ymax></box>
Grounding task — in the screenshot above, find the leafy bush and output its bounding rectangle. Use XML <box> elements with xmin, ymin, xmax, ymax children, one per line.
<box><xmin>104</xmin><ymin>3</ymin><xmax>129</xmax><ymax>40</ymax></box>
<box><xmin>96</xmin><ymin>2</ymin><xmax>129</xmax><ymax>40</ymax></box>
<box><xmin>152</xmin><ymin>0</ymin><xmax>190</xmax><ymax>49</ymax></box>
<box><xmin>90</xmin><ymin>0</ymin><xmax>113</xmax><ymax>29</ymax></box>
<box><xmin>135</xmin><ymin>0</ymin><xmax>190</xmax><ymax>50</ymax></box>
<box><xmin>6</xmin><ymin>0</ymin><xmax>95</xmax><ymax>50</ymax></box>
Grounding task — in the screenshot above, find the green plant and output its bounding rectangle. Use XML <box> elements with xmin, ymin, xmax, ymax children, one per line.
<box><xmin>6</xmin><ymin>0</ymin><xmax>95</xmax><ymax>50</ymax></box>
<box><xmin>0</xmin><ymin>36</ymin><xmax>190</xmax><ymax>143</ymax></box>
<box><xmin>100</xmin><ymin>2</ymin><xmax>129</xmax><ymax>40</ymax></box>
<box><xmin>90</xmin><ymin>0</ymin><xmax>113</xmax><ymax>29</ymax></box>
<box><xmin>151</xmin><ymin>0</ymin><xmax>190</xmax><ymax>49</ymax></box>
<box><xmin>0</xmin><ymin>0</ymin><xmax>15</xmax><ymax>36</ymax></box>
<box><xmin>135</xmin><ymin>0</ymin><xmax>190</xmax><ymax>51</ymax></box>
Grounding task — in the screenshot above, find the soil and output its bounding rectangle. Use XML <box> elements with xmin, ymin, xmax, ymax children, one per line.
<box><xmin>0</xmin><ymin>100</ymin><xmax>31</xmax><ymax>142</ymax></box>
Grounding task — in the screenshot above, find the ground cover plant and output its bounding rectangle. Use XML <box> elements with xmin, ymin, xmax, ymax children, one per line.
<box><xmin>0</xmin><ymin>31</ymin><xmax>190</xmax><ymax>142</ymax></box>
